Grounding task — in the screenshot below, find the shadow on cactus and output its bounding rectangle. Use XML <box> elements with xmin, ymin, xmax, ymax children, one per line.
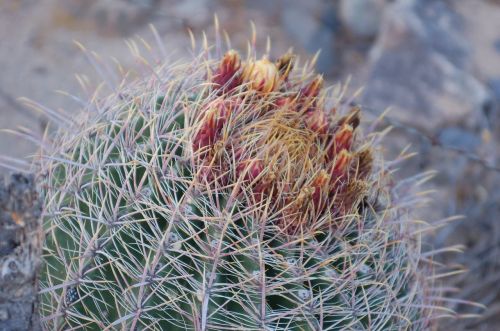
<box><xmin>35</xmin><ymin>30</ymin><xmax>450</xmax><ymax>330</ymax></box>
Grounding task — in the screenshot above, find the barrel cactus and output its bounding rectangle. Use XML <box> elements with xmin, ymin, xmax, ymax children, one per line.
<box><xmin>36</xmin><ymin>37</ymin><xmax>443</xmax><ymax>330</ymax></box>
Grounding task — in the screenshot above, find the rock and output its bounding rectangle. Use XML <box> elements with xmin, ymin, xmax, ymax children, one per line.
<box><xmin>489</xmin><ymin>78</ymin><xmax>500</xmax><ymax>101</ymax></box>
<box><xmin>282</xmin><ymin>0</ymin><xmax>339</xmax><ymax>74</ymax></box>
<box><xmin>361</xmin><ymin>0</ymin><xmax>492</xmax><ymax>131</ymax></box>
<box><xmin>53</xmin><ymin>0</ymin><xmax>161</xmax><ymax>36</ymax></box>
<box><xmin>339</xmin><ymin>0</ymin><xmax>386</xmax><ymax>38</ymax></box>
<box><xmin>359</xmin><ymin>2</ymin><xmax>500</xmax><ymax>328</ymax></box>
<box><xmin>495</xmin><ymin>38</ymin><xmax>500</xmax><ymax>52</ymax></box>
<box><xmin>487</xmin><ymin>79</ymin><xmax>500</xmax><ymax>124</ymax></box>
<box><xmin>172</xmin><ymin>0</ymin><xmax>211</xmax><ymax>29</ymax></box>
<box><xmin>437</xmin><ymin>127</ymin><xmax>481</xmax><ymax>152</ymax></box>
<box><xmin>0</xmin><ymin>174</ymin><xmax>42</xmax><ymax>331</ymax></box>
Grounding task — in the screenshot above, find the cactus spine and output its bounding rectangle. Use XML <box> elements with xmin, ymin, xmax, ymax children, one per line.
<box><xmin>37</xmin><ymin>38</ymin><xmax>440</xmax><ymax>330</ymax></box>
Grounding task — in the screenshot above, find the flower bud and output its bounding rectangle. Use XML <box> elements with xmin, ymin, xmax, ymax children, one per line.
<box><xmin>311</xmin><ymin>170</ymin><xmax>330</xmax><ymax>211</ymax></box>
<box><xmin>193</xmin><ymin>102</ymin><xmax>231</xmax><ymax>152</ymax></box>
<box><xmin>242</xmin><ymin>58</ymin><xmax>279</xmax><ymax>93</ymax></box>
<box><xmin>275</xmin><ymin>96</ymin><xmax>295</xmax><ymax>109</ymax></box>
<box><xmin>301</xmin><ymin>75</ymin><xmax>324</xmax><ymax>99</ymax></box>
<box><xmin>334</xmin><ymin>124</ymin><xmax>354</xmax><ymax>151</ymax></box>
<box><xmin>330</xmin><ymin>149</ymin><xmax>353</xmax><ymax>184</ymax></box>
<box><xmin>212</xmin><ymin>50</ymin><xmax>242</xmax><ymax>93</ymax></box>
<box><xmin>305</xmin><ymin>110</ymin><xmax>328</xmax><ymax>135</ymax></box>
<box><xmin>325</xmin><ymin>124</ymin><xmax>354</xmax><ymax>161</ymax></box>
<box><xmin>236</xmin><ymin>159</ymin><xmax>270</xmax><ymax>200</ymax></box>
<box><xmin>297</xmin><ymin>75</ymin><xmax>323</xmax><ymax>113</ymax></box>
<box><xmin>237</xmin><ymin>159</ymin><xmax>264</xmax><ymax>181</ymax></box>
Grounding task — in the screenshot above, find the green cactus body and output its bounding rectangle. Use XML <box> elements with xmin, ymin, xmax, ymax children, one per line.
<box><xmin>37</xmin><ymin>42</ymin><xmax>438</xmax><ymax>330</ymax></box>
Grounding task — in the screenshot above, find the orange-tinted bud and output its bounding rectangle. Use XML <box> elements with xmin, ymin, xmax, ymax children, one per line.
<box><xmin>212</xmin><ymin>50</ymin><xmax>242</xmax><ymax>93</ymax></box>
<box><xmin>305</xmin><ymin>110</ymin><xmax>328</xmax><ymax>134</ymax></box>
<box><xmin>242</xmin><ymin>58</ymin><xmax>279</xmax><ymax>93</ymax></box>
<box><xmin>334</xmin><ymin>124</ymin><xmax>354</xmax><ymax>151</ymax></box>
<box><xmin>311</xmin><ymin>169</ymin><xmax>330</xmax><ymax>211</ymax></box>
<box><xmin>330</xmin><ymin>150</ymin><xmax>353</xmax><ymax>184</ymax></box>
<box><xmin>326</xmin><ymin>124</ymin><xmax>354</xmax><ymax>162</ymax></box>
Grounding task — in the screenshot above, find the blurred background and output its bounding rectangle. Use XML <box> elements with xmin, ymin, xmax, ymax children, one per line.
<box><xmin>0</xmin><ymin>0</ymin><xmax>499</xmax><ymax>329</ymax></box>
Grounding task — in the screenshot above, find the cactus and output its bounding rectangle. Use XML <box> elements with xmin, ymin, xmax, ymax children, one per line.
<box><xmin>36</xmin><ymin>38</ymin><xmax>442</xmax><ymax>330</ymax></box>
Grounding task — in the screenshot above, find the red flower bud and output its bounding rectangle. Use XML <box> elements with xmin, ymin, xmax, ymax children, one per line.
<box><xmin>330</xmin><ymin>150</ymin><xmax>352</xmax><ymax>185</ymax></box>
<box><xmin>212</xmin><ymin>50</ymin><xmax>242</xmax><ymax>93</ymax></box>
<box><xmin>275</xmin><ymin>96</ymin><xmax>295</xmax><ymax>109</ymax></box>
<box><xmin>297</xmin><ymin>75</ymin><xmax>323</xmax><ymax>113</ymax></box>
<box><xmin>311</xmin><ymin>170</ymin><xmax>330</xmax><ymax>211</ymax></box>
<box><xmin>325</xmin><ymin>124</ymin><xmax>354</xmax><ymax>162</ymax></box>
<box><xmin>236</xmin><ymin>159</ymin><xmax>264</xmax><ymax>182</ymax></box>
<box><xmin>300</xmin><ymin>75</ymin><xmax>324</xmax><ymax>99</ymax></box>
<box><xmin>193</xmin><ymin>101</ymin><xmax>232</xmax><ymax>152</ymax></box>
<box><xmin>335</xmin><ymin>124</ymin><xmax>353</xmax><ymax>151</ymax></box>
<box><xmin>326</xmin><ymin>124</ymin><xmax>353</xmax><ymax>160</ymax></box>
<box><xmin>354</xmin><ymin>149</ymin><xmax>373</xmax><ymax>180</ymax></box>
<box><xmin>305</xmin><ymin>110</ymin><xmax>328</xmax><ymax>134</ymax></box>
<box><xmin>236</xmin><ymin>159</ymin><xmax>270</xmax><ymax>200</ymax></box>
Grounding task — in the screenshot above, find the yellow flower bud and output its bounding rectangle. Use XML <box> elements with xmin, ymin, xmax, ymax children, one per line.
<box><xmin>242</xmin><ymin>58</ymin><xmax>279</xmax><ymax>93</ymax></box>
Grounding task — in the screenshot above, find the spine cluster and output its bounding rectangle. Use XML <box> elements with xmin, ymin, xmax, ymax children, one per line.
<box><xmin>193</xmin><ymin>50</ymin><xmax>372</xmax><ymax>235</ymax></box>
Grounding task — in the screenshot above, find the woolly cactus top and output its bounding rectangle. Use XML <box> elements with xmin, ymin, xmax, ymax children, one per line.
<box><xmin>37</xmin><ymin>39</ymin><xmax>441</xmax><ymax>330</ymax></box>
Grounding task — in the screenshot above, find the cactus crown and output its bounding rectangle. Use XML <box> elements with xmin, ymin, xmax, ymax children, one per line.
<box><xmin>194</xmin><ymin>50</ymin><xmax>371</xmax><ymax>237</ymax></box>
<box><xmin>37</xmin><ymin>34</ymin><xmax>440</xmax><ymax>330</ymax></box>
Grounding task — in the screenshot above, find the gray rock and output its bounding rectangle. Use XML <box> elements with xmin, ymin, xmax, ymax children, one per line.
<box><xmin>282</xmin><ymin>0</ymin><xmax>339</xmax><ymax>74</ymax></box>
<box><xmin>438</xmin><ymin>127</ymin><xmax>481</xmax><ymax>152</ymax></box>
<box><xmin>487</xmin><ymin>79</ymin><xmax>500</xmax><ymax>120</ymax></box>
<box><xmin>94</xmin><ymin>0</ymin><xmax>160</xmax><ymax>35</ymax></box>
<box><xmin>172</xmin><ymin>0</ymin><xmax>211</xmax><ymax>29</ymax></box>
<box><xmin>489</xmin><ymin>78</ymin><xmax>500</xmax><ymax>101</ymax></box>
<box><xmin>494</xmin><ymin>38</ymin><xmax>500</xmax><ymax>53</ymax></box>
<box><xmin>361</xmin><ymin>0</ymin><xmax>491</xmax><ymax>131</ymax></box>
<box><xmin>339</xmin><ymin>0</ymin><xmax>386</xmax><ymax>38</ymax></box>
<box><xmin>0</xmin><ymin>174</ymin><xmax>42</xmax><ymax>331</ymax></box>
<box><xmin>58</xmin><ymin>0</ymin><xmax>161</xmax><ymax>36</ymax></box>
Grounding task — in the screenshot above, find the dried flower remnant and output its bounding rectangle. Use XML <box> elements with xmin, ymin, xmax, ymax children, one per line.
<box><xmin>339</xmin><ymin>106</ymin><xmax>361</xmax><ymax>130</ymax></box>
<box><xmin>276</xmin><ymin>52</ymin><xmax>295</xmax><ymax>82</ymax></box>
